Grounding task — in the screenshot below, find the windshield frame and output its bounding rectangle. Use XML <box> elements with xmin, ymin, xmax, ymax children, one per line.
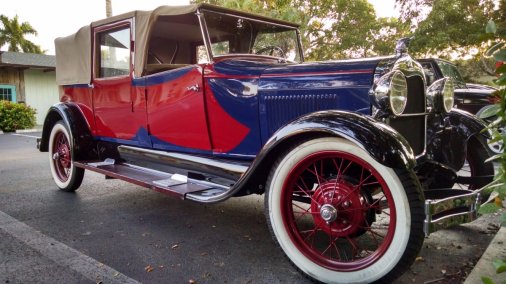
<box><xmin>196</xmin><ymin>8</ymin><xmax>304</xmax><ymax>63</ymax></box>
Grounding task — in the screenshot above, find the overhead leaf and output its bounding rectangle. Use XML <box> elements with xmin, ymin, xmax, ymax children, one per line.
<box><xmin>479</xmin><ymin>105</ymin><xmax>500</xmax><ymax>119</ymax></box>
<box><xmin>497</xmin><ymin>63</ymin><xmax>506</xmax><ymax>74</ymax></box>
<box><xmin>492</xmin><ymin>258</ymin><xmax>506</xmax><ymax>274</ymax></box>
<box><xmin>478</xmin><ymin>203</ymin><xmax>500</xmax><ymax>214</ymax></box>
<box><xmin>493</xmin><ymin>49</ymin><xmax>506</xmax><ymax>62</ymax></box>
<box><xmin>485</xmin><ymin>153</ymin><xmax>503</xmax><ymax>163</ymax></box>
<box><xmin>486</xmin><ymin>20</ymin><xmax>497</xmax><ymax>34</ymax></box>
<box><xmin>494</xmin><ymin>73</ymin><xmax>506</xmax><ymax>85</ymax></box>
<box><xmin>486</xmin><ymin>42</ymin><xmax>506</xmax><ymax>57</ymax></box>
<box><xmin>481</xmin><ymin>276</ymin><xmax>495</xmax><ymax>284</ymax></box>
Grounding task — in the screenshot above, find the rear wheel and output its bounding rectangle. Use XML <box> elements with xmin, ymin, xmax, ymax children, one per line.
<box><xmin>265</xmin><ymin>138</ymin><xmax>424</xmax><ymax>283</ymax></box>
<box><xmin>48</xmin><ymin>121</ymin><xmax>84</xmax><ymax>191</ymax></box>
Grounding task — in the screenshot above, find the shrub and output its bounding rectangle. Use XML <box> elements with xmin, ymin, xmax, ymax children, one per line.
<box><xmin>0</xmin><ymin>101</ymin><xmax>36</xmax><ymax>132</ymax></box>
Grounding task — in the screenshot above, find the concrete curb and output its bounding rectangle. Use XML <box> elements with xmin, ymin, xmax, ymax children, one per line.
<box><xmin>464</xmin><ymin>226</ymin><xmax>506</xmax><ymax>283</ymax></box>
<box><xmin>0</xmin><ymin>130</ymin><xmax>3</xmax><ymax>135</ymax></box>
<box><xmin>14</xmin><ymin>128</ymin><xmax>41</xmax><ymax>134</ymax></box>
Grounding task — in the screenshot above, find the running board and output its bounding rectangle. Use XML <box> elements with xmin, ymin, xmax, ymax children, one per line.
<box><xmin>74</xmin><ymin>159</ymin><xmax>230</xmax><ymax>200</ymax></box>
<box><xmin>118</xmin><ymin>146</ymin><xmax>249</xmax><ymax>181</ymax></box>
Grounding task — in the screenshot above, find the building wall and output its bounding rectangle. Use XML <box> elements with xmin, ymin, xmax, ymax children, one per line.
<box><xmin>0</xmin><ymin>68</ymin><xmax>25</xmax><ymax>102</ymax></box>
<box><xmin>24</xmin><ymin>69</ymin><xmax>59</xmax><ymax>125</ymax></box>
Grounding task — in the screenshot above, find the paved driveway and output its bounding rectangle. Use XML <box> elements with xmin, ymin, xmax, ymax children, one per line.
<box><xmin>0</xmin><ymin>133</ymin><xmax>501</xmax><ymax>283</ymax></box>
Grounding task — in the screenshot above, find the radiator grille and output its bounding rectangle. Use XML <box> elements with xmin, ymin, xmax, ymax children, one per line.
<box><xmin>388</xmin><ymin>76</ymin><xmax>426</xmax><ymax>155</ymax></box>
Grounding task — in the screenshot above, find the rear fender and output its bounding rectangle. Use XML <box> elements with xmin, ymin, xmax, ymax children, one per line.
<box><xmin>426</xmin><ymin>108</ymin><xmax>489</xmax><ymax>170</ymax></box>
<box><xmin>236</xmin><ymin>110</ymin><xmax>416</xmax><ymax>195</ymax></box>
<box><xmin>39</xmin><ymin>103</ymin><xmax>96</xmax><ymax>161</ymax></box>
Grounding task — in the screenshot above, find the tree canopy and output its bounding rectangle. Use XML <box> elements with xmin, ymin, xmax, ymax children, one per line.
<box><xmin>192</xmin><ymin>0</ymin><xmax>503</xmax><ymax>65</ymax></box>
<box><xmin>0</xmin><ymin>14</ymin><xmax>43</xmax><ymax>54</ymax></box>
<box><xmin>395</xmin><ymin>0</ymin><xmax>505</xmax><ymax>57</ymax></box>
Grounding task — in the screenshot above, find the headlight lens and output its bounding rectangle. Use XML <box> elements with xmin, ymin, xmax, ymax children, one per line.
<box><xmin>427</xmin><ymin>77</ymin><xmax>454</xmax><ymax>113</ymax></box>
<box><xmin>390</xmin><ymin>71</ymin><xmax>408</xmax><ymax>115</ymax></box>
<box><xmin>442</xmin><ymin>79</ymin><xmax>454</xmax><ymax>112</ymax></box>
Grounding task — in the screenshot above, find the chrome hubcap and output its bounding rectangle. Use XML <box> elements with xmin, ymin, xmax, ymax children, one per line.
<box><xmin>320</xmin><ymin>204</ymin><xmax>338</xmax><ymax>223</ymax></box>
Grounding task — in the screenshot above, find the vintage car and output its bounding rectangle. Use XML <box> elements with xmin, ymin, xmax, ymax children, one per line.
<box><xmin>38</xmin><ymin>4</ymin><xmax>494</xmax><ymax>283</ymax></box>
<box><xmin>419</xmin><ymin>58</ymin><xmax>498</xmax><ymax>114</ymax></box>
<box><xmin>419</xmin><ymin>58</ymin><xmax>500</xmax><ymax>153</ymax></box>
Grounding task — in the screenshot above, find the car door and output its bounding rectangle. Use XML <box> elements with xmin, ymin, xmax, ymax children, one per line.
<box><xmin>139</xmin><ymin>13</ymin><xmax>212</xmax><ymax>153</ymax></box>
<box><xmin>92</xmin><ymin>20</ymin><xmax>150</xmax><ymax>147</ymax></box>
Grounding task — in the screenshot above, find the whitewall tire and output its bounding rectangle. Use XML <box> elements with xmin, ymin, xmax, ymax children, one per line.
<box><xmin>265</xmin><ymin>137</ymin><xmax>424</xmax><ymax>283</ymax></box>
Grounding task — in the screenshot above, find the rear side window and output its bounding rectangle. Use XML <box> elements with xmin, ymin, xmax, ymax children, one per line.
<box><xmin>97</xmin><ymin>27</ymin><xmax>131</xmax><ymax>78</ymax></box>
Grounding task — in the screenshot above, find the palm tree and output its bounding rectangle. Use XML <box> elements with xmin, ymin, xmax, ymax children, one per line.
<box><xmin>0</xmin><ymin>15</ymin><xmax>42</xmax><ymax>54</ymax></box>
<box><xmin>106</xmin><ymin>0</ymin><xmax>113</xmax><ymax>17</ymax></box>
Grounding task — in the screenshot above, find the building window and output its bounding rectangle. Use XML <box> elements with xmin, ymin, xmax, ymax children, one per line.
<box><xmin>97</xmin><ymin>27</ymin><xmax>131</xmax><ymax>78</ymax></box>
<box><xmin>0</xmin><ymin>85</ymin><xmax>16</xmax><ymax>102</ymax></box>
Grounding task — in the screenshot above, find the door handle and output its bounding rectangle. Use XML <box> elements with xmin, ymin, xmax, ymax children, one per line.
<box><xmin>186</xmin><ymin>84</ymin><xmax>200</xmax><ymax>92</ymax></box>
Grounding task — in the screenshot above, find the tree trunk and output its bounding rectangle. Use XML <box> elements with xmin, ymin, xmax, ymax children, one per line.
<box><xmin>106</xmin><ymin>0</ymin><xmax>113</xmax><ymax>17</ymax></box>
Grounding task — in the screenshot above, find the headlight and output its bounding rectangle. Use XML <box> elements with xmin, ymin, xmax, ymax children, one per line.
<box><xmin>390</xmin><ymin>72</ymin><xmax>408</xmax><ymax>115</ymax></box>
<box><xmin>442</xmin><ymin>79</ymin><xmax>454</xmax><ymax>112</ymax></box>
<box><xmin>427</xmin><ymin>77</ymin><xmax>454</xmax><ymax>113</ymax></box>
<box><xmin>370</xmin><ymin>70</ymin><xmax>408</xmax><ymax>116</ymax></box>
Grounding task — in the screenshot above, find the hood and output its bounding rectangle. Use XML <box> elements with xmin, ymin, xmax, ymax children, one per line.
<box><xmin>212</xmin><ymin>57</ymin><xmax>382</xmax><ymax>84</ymax></box>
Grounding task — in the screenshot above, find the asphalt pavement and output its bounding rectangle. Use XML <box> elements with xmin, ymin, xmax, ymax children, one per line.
<box><xmin>0</xmin><ymin>132</ymin><xmax>503</xmax><ymax>283</ymax></box>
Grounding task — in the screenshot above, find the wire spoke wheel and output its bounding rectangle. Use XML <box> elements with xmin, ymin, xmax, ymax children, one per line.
<box><xmin>52</xmin><ymin>131</ymin><xmax>72</xmax><ymax>182</ymax></box>
<box><xmin>265</xmin><ymin>138</ymin><xmax>424</xmax><ymax>283</ymax></box>
<box><xmin>282</xmin><ymin>151</ymin><xmax>395</xmax><ymax>271</ymax></box>
<box><xmin>48</xmin><ymin>121</ymin><xmax>84</xmax><ymax>191</ymax></box>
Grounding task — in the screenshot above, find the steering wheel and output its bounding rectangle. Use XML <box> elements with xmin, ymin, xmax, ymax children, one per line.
<box><xmin>255</xmin><ymin>45</ymin><xmax>286</xmax><ymax>59</ymax></box>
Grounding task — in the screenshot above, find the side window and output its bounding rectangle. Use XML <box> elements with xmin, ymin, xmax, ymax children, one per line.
<box><xmin>97</xmin><ymin>27</ymin><xmax>131</xmax><ymax>78</ymax></box>
<box><xmin>0</xmin><ymin>85</ymin><xmax>16</xmax><ymax>102</ymax></box>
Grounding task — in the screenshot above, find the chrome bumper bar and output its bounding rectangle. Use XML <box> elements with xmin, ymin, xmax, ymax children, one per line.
<box><xmin>424</xmin><ymin>188</ymin><xmax>483</xmax><ymax>236</ymax></box>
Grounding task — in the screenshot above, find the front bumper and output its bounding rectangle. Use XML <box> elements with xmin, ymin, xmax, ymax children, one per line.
<box><xmin>424</xmin><ymin>188</ymin><xmax>485</xmax><ymax>236</ymax></box>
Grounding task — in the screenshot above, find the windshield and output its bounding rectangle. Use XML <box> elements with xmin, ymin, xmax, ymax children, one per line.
<box><xmin>436</xmin><ymin>60</ymin><xmax>466</xmax><ymax>88</ymax></box>
<box><xmin>202</xmin><ymin>10</ymin><xmax>302</xmax><ymax>62</ymax></box>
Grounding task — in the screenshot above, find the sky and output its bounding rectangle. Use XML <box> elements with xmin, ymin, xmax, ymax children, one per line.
<box><xmin>0</xmin><ymin>0</ymin><xmax>398</xmax><ymax>55</ymax></box>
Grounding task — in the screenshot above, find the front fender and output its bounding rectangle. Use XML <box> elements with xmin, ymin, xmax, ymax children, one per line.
<box><xmin>263</xmin><ymin>111</ymin><xmax>416</xmax><ymax>169</ymax></box>
<box><xmin>39</xmin><ymin>103</ymin><xmax>95</xmax><ymax>161</ymax></box>
<box><xmin>232</xmin><ymin>110</ymin><xmax>416</xmax><ymax>197</ymax></box>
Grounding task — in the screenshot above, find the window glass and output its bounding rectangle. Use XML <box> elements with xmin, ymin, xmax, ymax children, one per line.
<box><xmin>0</xmin><ymin>85</ymin><xmax>16</xmax><ymax>102</ymax></box>
<box><xmin>203</xmin><ymin>11</ymin><xmax>301</xmax><ymax>62</ymax></box>
<box><xmin>98</xmin><ymin>27</ymin><xmax>130</xmax><ymax>78</ymax></box>
<box><xmin>436</xmin><ymin>60</ymin><xmax>466</xmax><ymax>88</ymax></box>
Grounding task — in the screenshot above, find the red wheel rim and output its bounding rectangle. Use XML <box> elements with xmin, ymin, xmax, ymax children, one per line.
<box><xmin>52</xmin><ymin>131</ymin><xmax>71</xmax><ymax>182</ymax></box>
<box><xmin>280</xmin><ymin>151</ymin><xmax>397</xmax><ymax>271</ymax></box>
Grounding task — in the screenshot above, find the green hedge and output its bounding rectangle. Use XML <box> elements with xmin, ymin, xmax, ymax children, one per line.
<box><xmin>0</xmin><ymin>101</ymin><xmax>36</xmax><ymax>132</ymax></box>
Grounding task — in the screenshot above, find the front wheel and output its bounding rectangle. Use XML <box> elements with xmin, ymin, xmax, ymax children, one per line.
<box><xmin>48</xmin><ymin>121</ymin><xmax>84</xmax><ymax>191</ymax></box>
<box><xmin>265</xmin><ymin>138</ymin><xmax>424</xmax><ymax>283</ymax></box>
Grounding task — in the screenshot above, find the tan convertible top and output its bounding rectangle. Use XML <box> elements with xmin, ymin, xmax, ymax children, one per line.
<box><xmin>54</xmin><ymin>4</ymin><xmax>299</xmax><ymax>85</ymax></box>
